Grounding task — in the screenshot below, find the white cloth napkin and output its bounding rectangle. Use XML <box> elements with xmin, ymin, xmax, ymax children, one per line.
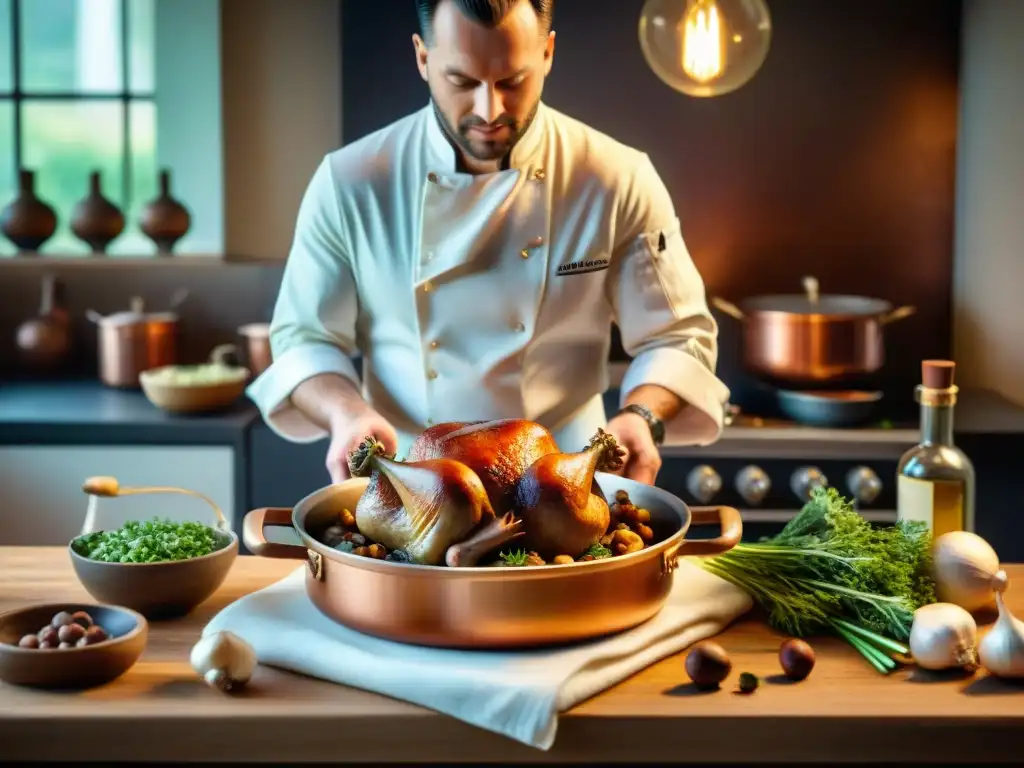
<box><xmin>203</xmin><ymin>559</ymin><xmax>752</xmax><ymax>750</ymax></box>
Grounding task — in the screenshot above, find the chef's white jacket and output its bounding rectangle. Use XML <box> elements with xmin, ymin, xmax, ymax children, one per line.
<box><xmin>247</xmin><ymin>101</ymin><xmax>730</xmax><ymax>458</ymax></box>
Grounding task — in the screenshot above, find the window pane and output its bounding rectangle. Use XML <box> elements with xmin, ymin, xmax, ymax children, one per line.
<box><xmin>21</xmin><ymin>0</ymin><xmax>124</xmax><ymax>93</ymax></box>
<box><xmin>22</xmin><ymin>100</ymin><xmax>125</xmax><ymax>255</ymax></box>
<box><xmin>110</xmin><ymin>100</ymin><xmax>157</xmax><ymax>256</ymax></box>
<box><xmin>0</xmin><ymin>0</ymin><xmax>11</xmax><ymax>92</ymax></box>
<box><xmin>0</xmin><ymin>101</ymin><xmax>14</xmax><ymax>256</ymax></box>
<box><xmin>128</xmin><ymin>0</ymin><xmax>155</xmax><ymax>94</ymax></box>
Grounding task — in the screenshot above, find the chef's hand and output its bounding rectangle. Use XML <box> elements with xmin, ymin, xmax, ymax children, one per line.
<box><xmin>604</xmin><ymin>412</ymin><xmax>662</xmax><ymax>486</ymax></box>
<box><xmin>325</xmin><ymin>408</ymin><xmax>399</xmax><ymax>484</ymax></box>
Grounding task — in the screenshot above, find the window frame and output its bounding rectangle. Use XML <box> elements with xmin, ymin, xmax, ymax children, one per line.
<box><xmin>0</xmin><ymin>0</ymin><xmax>155</xmax><ymax>214</ymax></box>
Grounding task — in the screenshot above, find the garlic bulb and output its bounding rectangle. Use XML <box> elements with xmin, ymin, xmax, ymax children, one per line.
<box><xmin>909</xmin><ymin>602</ymin><xmax>979</xmax><ymax>672</ymax></box>
<box><xmin>932</xmin><ymin>531</ymin><xmax>1005</xmax><ymax>613</ymax></box>
<box><xmin>978</xmin><ymin>572</ymin><xmax>1024</xmax><ymax>679</ymax></box>
<box><xmin>190</xmin><ymin>630</ymin><xmax>257</xmax><ymax>692</ymax></box>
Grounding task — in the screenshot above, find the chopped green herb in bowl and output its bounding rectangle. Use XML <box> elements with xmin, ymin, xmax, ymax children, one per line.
<box><xmin>72</xmin><ymin>518</ymin><xmax>226</xmax><ymax>563</ymax></box>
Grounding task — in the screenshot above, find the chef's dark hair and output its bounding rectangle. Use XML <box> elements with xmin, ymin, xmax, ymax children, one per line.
<box><xmin>417</xmin><ymin>0</ymin><xmax>554</xmax><ymax>44</ymax></box>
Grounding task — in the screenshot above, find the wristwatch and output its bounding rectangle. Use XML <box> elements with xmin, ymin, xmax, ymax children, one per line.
<box><xmin>617</xmin><ymin>403</ymin><xmax>665</xmax><ymax>446</ymax></box>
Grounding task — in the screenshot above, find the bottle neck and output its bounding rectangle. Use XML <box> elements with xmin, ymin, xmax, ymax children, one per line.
<box><xmin>920</xmin><ymin>402</ymin><xmax>955</xmax><ymax>446</ymax></box>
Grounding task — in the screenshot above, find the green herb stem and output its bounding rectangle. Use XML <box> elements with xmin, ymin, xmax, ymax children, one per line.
<box><xmin>830</xmin><ymin>618</ymin><xmax>910</xmax><ymax>656</ymax></box>
<box><xmin>832</xmin><ymin>622</ymin><xmax>895</xmax><ymax>673</ymax></box>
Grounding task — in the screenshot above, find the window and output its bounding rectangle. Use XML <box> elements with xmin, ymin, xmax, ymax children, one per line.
<box><xmin>0</xmin><ymin>0</ymin><xmax>159</xmax><ymax>257</ymax></box>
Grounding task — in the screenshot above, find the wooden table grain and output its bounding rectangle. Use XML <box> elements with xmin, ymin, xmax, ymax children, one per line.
<box><xmin>1</xmin><ymin>547</ymin><xmax>1023</xmax><ymax>764</ymax></box>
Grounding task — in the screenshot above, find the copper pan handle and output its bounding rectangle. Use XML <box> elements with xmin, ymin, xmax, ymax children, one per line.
<box><xmin>710</xmin><ymin>297</ymin><xmax>746</xmax><ymax>321</ymax></box>
<box><xmin>663</xmin><ymin>506</ymin><xmax>743</xmax><ymax>573</ymax></box>
<box><xmin>242</xmin><ymin>507</ymin><xmax>307</xmax><ymax>559</ymax></box>
<box><xmin>880</xmin><ymin>305</ymin><xmax>916</xmax><ymax>326</ymax></box>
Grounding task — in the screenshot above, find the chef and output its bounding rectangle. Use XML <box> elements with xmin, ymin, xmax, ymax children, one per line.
<box><xmin>246</xmin><ymin>0</ymin><xmax>731</xmax><ymax>486</ymax></box>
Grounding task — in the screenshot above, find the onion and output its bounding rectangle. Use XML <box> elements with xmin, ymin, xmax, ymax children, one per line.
<box><xmin>931</xmin><ymin>531</ymin><xmax>1005</xmax><ymax>613</ymax></box>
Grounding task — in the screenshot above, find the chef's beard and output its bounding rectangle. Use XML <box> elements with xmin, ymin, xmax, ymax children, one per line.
<box><xmin>433</xmin><ymin>100</ymin><xmax>540</xmax><ymax>166</ymax></box>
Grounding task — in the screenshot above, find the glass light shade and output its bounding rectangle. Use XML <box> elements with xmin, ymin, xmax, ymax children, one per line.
<box><xmin>639</xmin><ymin>0</ymin><xmax>772</xmax><ymax>98</ymax></box>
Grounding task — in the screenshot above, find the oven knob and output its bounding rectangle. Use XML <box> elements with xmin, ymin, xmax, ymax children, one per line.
<box><xmin>847</xmin><ymin>466</ymin><xmax>882</xmax><ymax>505</ymax></box>
<box><xmin>736</xmin><ymin>465</ymin><xmax>771</xmax><ymax>506</ymax></box>
<box><xmin>687</xmin><ymin>465</ymin><xmax>722</xmax><ymax>505</ymax></box>
<box><xmin>791</xmin><ymin>466</ymin><xmax>828</xmax><ymax>503</ymax></box>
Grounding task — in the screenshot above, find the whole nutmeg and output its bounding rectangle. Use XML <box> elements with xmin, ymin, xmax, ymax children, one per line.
<box><xmin>685</xmin><ymin>641</ymin><xmax>732</xmax><ymax>690</ymax></box>
<box><xmin>779</xmin><ymin>638</ymin><xmax>816</xmax><ymax>681</ymax></box>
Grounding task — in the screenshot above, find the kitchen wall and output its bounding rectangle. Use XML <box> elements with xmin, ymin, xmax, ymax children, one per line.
<box><xmin>0</xmin><ymin>0</ymin><xmax>336</xmax><ymax>374</ymax></box>
<box><xmin>953</xmin><ymin>0</ymin><xmax>1024</xmax><ymax>407</ymax></box>
<box><xmin>341</xmin><ymin>0</ymin><xmax>962</xmax><ymax>415</ymax></box>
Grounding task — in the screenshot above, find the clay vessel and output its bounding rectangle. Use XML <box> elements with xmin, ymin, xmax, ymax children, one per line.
<box><xmin>15</xmin><ymin>273</ymin><xmax>72</xmax><ymax>373</ymax></box>
<box><xmin>71</xmin><ymin>171</ymin><xmax>125</xmax><ymax>254</ymax></box>
<box><xmin>139</xmin><ymin>169</ymin><xmax>191</xmax><ymax>254</ymax></box>
<box><xmin>0</xmin><ymin>169</ymin><xmax>58</xmax><ymax>253</ymax></box>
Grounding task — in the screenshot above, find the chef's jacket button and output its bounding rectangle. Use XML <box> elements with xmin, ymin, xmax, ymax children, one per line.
<box><xmin>532</xmin><ymin>169</ymin><xmax>546</xmax><ymax>181</ymax></box>
<box><xmin>429</xmin><ymin>340</ymin><xmax>440</xmax><ymax>349</ymax></box>
<box><xmin>427</xmin><ymin>172</ymin><xmax>439</xmax><ymax>184</ymax></box>
<box><xmin>520</xmin><ymin>249</ymin><xmax>530</xmax><ymax>259</ymax></box>
<box><xmin>427</xmin><ymin>369</ymin><xmax>439</xmax><ymax>380</ymax></box>
<box><xmin>512</xmin><ymin>321</ymin><xmax>526</xmax><ymax>333</ymax></box>
<box><xmin>422</xmin><ymin>281</ymin><xmax>434</xmax><ymax>293</ymax></box>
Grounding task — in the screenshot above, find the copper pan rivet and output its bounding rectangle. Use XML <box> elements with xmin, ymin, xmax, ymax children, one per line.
<box><xmin>307</xmin><ymin>550</ymin><xmax>324</xmax><ymax>581</ymax></box>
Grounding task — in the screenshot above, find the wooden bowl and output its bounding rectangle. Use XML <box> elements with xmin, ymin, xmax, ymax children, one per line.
<box><xmin>0</xmin><ymin>603</ymin><xmax>147</xmax><ymax>689</ymax></box>
<box><xmin>68</xmin><ymin>530</ymin><xmax>239</xmax><ymax>620</ymax></box>
<box><xmin>139</xmin><ymin>364</ymin><xmax>250</xmax><ymax>414</ymax></box>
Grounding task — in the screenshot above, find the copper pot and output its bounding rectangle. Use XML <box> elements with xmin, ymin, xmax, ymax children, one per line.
<box><xmin>712</xmin><ymin>276</ymin><xmax>916</xmax><ymax>385</ymax></box>
<box><xmin>86</xmin><ymin>291</ymin><xmax>187</xmax><ymax>388</ymax></box>
<box><xmin>242</xmin><ymin>473</ymin><xmax>742</xmax><ymax>649</ymax></box>
<box><xmin>237</xmin><ymin>323</ymin><xmax>271</xmax><ymax>376</ymax></box>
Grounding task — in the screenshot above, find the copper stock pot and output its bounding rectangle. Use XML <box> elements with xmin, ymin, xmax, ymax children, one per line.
<box><xmin>242</xmin><ymin>473</ymin><xmax>742</xmax><ymax>650</ymax></box>
<box><xmin>712</xmin><ymin>275</ymin><xmax>916</xmax><ymax>386</ymax></box>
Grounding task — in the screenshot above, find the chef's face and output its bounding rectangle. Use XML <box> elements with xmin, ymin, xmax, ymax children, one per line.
<box><xmin>413</xmin><ymin>0</ymin><xmax>555</xmax><ymax>170</ymax></box>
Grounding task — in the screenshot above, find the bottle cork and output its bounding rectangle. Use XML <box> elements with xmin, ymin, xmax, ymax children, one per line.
<box><xmin>921</xmin><ymin>360</ymin><xmax>955</xmax><ymax>389</ymax></box>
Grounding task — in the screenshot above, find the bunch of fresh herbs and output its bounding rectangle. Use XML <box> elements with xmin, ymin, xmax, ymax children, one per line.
<box><xmin>698</xmin><ymin>486</ymin><xmax>936</xmax><ymax>672</ymax></box>
<box><xmin>73</xmin><ymin>518</ymin><xmax>223</xmax><ymax>563</ymax></box>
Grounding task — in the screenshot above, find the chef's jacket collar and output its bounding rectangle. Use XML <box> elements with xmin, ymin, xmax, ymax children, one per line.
<box><xmin>425</xmin><ymin>100</ymin><xmax>548</xmax><ymax>175</ymax></box>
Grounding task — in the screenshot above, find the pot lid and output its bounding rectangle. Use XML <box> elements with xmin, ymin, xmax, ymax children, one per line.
<box><xmin>741</xmin><ymin>276</ymin><xmax>892</xmax><ymax>316</ymax></box>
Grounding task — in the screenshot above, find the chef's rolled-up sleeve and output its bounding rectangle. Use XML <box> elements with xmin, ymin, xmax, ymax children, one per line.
<box><xmin>245</xmin><ymin>156</ymin><xmax>361</xmax><ymax>443</ymax></box>
<box><xmin>607</xmin><ymin>153</ymin><xmax>730</xmax><ymax>445</ymax></box>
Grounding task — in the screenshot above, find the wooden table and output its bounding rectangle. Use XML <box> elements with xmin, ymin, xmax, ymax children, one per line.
<box><xmin>2</xmin><ymin>548</ymin><xmax>1023</xmax><ymax>764</ymax></box>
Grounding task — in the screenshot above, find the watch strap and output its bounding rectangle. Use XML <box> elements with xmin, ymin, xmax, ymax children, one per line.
<box><xmin>617</xmin><ymin>403</ymin><xmax>665</xmax><ymax>446</ymax></box>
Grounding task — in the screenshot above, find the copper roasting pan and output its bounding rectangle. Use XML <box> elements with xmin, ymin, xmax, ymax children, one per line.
<box><xmin>242</xmin><ymin>472</ymin><xmax>742</xmax><ymax>650</ymax></box>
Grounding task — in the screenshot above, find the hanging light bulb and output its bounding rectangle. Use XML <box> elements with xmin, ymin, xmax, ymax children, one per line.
<box><xmin>639</xmin><ymin>0</ymin><xmax>772</xmax><ymax>98</ymax></box>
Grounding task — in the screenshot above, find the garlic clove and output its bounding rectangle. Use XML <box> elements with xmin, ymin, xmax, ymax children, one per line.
<box><xmin>909</xmin><ymin>602</ymin><xmax>979</xmax><ymax>672</ymax></box>
<box><xmin>978</xmin><ymin>571</ymin><xmax>1024</xmax><ymax>679</ymax></box>
<box><xmin>932</xmin><ymin>531</ymin><xmax>1003</xmax><ymax>614</ymax></box>
<box><xmin>190</xmin><ymin>630</ymin><xmax>257</xmax><ymax>693</ymax></box>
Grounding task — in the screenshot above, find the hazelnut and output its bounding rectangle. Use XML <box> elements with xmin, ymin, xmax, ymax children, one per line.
<box><xmin>552</xmin><ymin>555</ymin><xmax>574</xmax><ymax>565</ymax></box>
<box><xmin>70</xmin><ymin>611</ymin><xmax>93</xmax><ymax>628</ymax></box>
<box><xmin>58</xmin><ymin>623</ymin><xmax>86</xmax><ymax>644</ymax></box>
<box><xmin>83</xmin><ymin>625</ymin><xmax>108</xmax><ymax>644</ymax></box>
<box><xmin>18</xmin><ymin>634</ymin><xmax>39</xmax><ymax>649</ymax></box>
<box><xmin>51</xmin><ymin>611</ymin><xmax>74</xmax><ymax>628</ymax></box>
<box><xmin>339</xmin><ymin>508</ymin><xmax>357</xmax><ymax>528</ymax></box>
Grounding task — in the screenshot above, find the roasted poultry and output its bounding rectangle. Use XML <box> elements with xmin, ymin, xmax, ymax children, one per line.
<box><xmin>348</xmin><ymin>419</ymin><xmax>626</xmax><ymax>567</ymax></box>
